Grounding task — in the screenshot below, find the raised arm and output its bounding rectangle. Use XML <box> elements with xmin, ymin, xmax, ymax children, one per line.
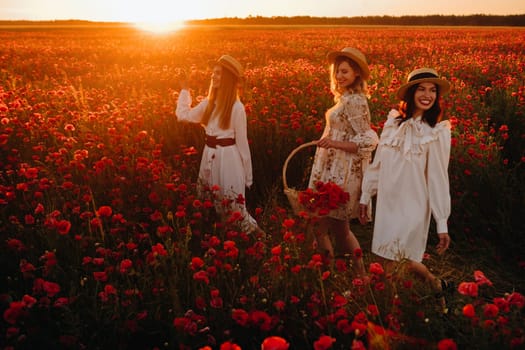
<box><xmin>175</xmin><ymin>89</ymin><xmax>208</xmax><ymax>123</ymax></box>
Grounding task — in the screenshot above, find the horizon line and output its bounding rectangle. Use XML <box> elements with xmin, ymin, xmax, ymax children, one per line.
<box><xmin>1</xmin><ymin>13</ymin><xmax>525</xmax><ymax>23</ymax></box>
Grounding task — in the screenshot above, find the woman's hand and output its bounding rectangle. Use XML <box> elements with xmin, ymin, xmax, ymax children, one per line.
<box><xmin>358</xmin><ymin>204</ymin><xmax>369</xmax><ymax>225</ymax></box>
<box><xmin>317</xmin><ymin>138</ymin><xmax>358</xmax><ymax>153</ymax></box>
<box><xmin>436</xmin><ymin>233</ymin><xmax>451</xmax><ymax>255</ymax></box>
<box><xmin>317</xmin><ymin>137</ymin><xmax>334</xmax><ymax>149</ymax></box>
<box><xmin>178</xmin><ymin>69</ymin><xmax>190</xmax><ymax>90</ymax></box>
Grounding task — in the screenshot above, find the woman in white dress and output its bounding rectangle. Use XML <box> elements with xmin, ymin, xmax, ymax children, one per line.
<box><xmin>307</xmin><ymin>47</ymin><xmax>379</xmax><ymax>274</ymax></box>
<box><xmin>175</xmin><ymin>55</ymin><xmax>263</xmax><ymax>238</ymax></box>
<box><xmin>359</xmin><ymin>68</ymin><xmax>452</xmax><ymax>311</ymax></box>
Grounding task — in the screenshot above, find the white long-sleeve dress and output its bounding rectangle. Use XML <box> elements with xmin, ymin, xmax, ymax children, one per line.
<box><xmin>176</xmin><ymin>89</ymin><xmax>258</xmax><ymax>232</ymax></box>
<box><xmin>308</xmin><ymin>92</ymin><xmax>379</xmax><ymax>220</ymax></box>
<box><xmin>360</xmin><ymin>109</ymin><xmax>451</xmax><ymax>262</ymax></box>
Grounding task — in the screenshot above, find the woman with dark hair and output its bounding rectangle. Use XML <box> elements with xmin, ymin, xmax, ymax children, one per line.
<box><xmin>176</xmin><ymin>55</ymin><xmax>263</xmax><ymax>238</ymax></box>
<box><xmin>359</xmin><ymin>68</ymin><xmax>453</xmax><ymax>312</ymax></box>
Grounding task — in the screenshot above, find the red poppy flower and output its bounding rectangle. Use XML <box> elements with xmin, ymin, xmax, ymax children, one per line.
<box><xmin>506</xmin><ymin>292</ymin><xmax>525</xmax><ymax>309</ymax></box>
<box><xmin>458</xmin><ymin>282</ymin><xmax>478</xmax><ymax>297</ymax></box>
<box><xmin>437</xmin><ymin>338</ymin><xmax>457</xmax><ymax>350</ymax></box>
<box><xmin>56</xmin><ymin>219</ymin><xmax>71</xmax><ymax>235</ymax></box>
<box><xmin>190</xmin><ymin>257</ymin><xmax>205</xmax><ymax>270</ymax></box>
<box><xmin>282</xmin><ymin>218</ymin><xmax>295</xmax><ymax>228</ymax></box>
<box><xmin>261</xmin><ymin>336</ymin><xmax>289</xmax><ymax>350</ymax></box>
<box><xmin>250</xmin><ymin>310</ymin><xmax>273</xmax><ymax>331</ymax></box>
<box><xmin>43</xmin><ymin>281</ymin><xmax>61</xmax><ymax>297</ymax></box>
<box><xmin>97</xmin><ymin>206</ymin><xmax>113</xmax><ymax>218</ymax></box>
<box><xmin>483</xmin><ymin>303</ymin><xmax>499</xmax><ymax>318</ymax></box>
<box><xmin>93</xmin><ymin>271</ymin><xmax>108</xmax><ymax>282</ymax></box>
<box><xmin>313</xmin><ymin>334</ymin><xmax>336</xmax><ymax>350</ymax></box>
<box><xmin>220</xmin><ymin>342</ymin><xmax>241</xmax><ymax>350</ymax></box>
<box><xmin>3</xmin><ymin>301</ymin><xmax>27</xmax><ymax>325</ymax></box>
<box><xmin>34</xmin><ymin>203</ymin><xmax>44</xmax><ymax>215</ymax></box>
<box><xmin>473</xmin><ymin>270</ymin><xmax>493</xmax><ymax>286</ymax></box>
<box><xmin>232</xmin><ymin>308</ymin><xmax>249</xmax><ymax>326</ymax></box>
<box><xmin>336</xmin><ymin>318</ymin><xmax>353</xmax><ymax>334</ymax></box>
<box><xmin>193</xmin><ymin>270</ymin><xmax>209</xmax><ymax>284</ymax></box>
<box><xmin>119</xmin><ymin>259</ymin><xmax>133</xmax><ymax>273</ymax></box>
<box><xmin>369</xmin><ymin>262</ymin><xmax>385</xmax><ymax>275</ymax></box>
<box><xmin>271</xmin><ymin>245</ymin><xmax>282</xmax><ymax>256</ymax></box>
<box><xmin>462</xmin><ymin>303</ymin><xmax>476</xmax><ymax>318</ymax></box>
<box><xmin>367</xmin><ymin>304</ymin><xmax>380</xmax><ymax>317</ymax></box>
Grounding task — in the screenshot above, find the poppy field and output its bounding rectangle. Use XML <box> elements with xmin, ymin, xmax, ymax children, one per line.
<box><xmin>1</xmin><ymin>24</ymin><xmax>524</xmax><ymax>349</ymax></box>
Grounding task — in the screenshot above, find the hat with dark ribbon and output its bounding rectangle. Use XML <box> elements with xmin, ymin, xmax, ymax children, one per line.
<box><xmin>397</xmin><ymin>67</ymin><xmax>451</xmax><ymax>101</ymax></box>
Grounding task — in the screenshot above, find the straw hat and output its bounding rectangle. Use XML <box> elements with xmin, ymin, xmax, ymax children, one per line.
<box><xmin>397</xmin><ymin>67</ymin><xmax>451</xmax><ymax>101</ymax></box>
<box><xmin>217</xmin><ymin>55</ymin><xmax>243</xmax><ymax>78</ymax></box>
<box><xmin>326</xmin><ymin>47</ymin><xmax>370</xmax><ymax>80</ymax></box>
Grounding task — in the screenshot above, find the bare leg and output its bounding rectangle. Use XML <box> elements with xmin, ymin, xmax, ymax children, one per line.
<box><xmin>408</xmin><ymin>260</ymin><xmax>446</xmax><ymax>311</ymax></box>
<box><xmin>304</xmin><ymin>224</ymin><xmax>317</xmax><ymax>254</ymax></box>
<box><xmin>407</xmin><ymin>260</ymin><xmax>439</xmax><ymax>285</ymax></box>
<box><xmin>314</xmin><ymin>218</ymin><xmax>334</xmax><ymax>261</ymax></box>
<box><xmin>330</xmin><ymin>218</ymin><xmax>365</xmax><ymax>276</ymax></box>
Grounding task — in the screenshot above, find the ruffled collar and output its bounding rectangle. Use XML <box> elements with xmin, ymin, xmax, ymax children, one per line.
<box><xmin>380</xmin><ymin>109</ymin><xmax>449</xmax><ymax>159</ymax></box>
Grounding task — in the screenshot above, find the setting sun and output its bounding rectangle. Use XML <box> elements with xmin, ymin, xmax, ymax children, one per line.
<box><xmin>121</xmin><ymin>0</ymin><xmax>193</xmax><ymax>33</ymax></box>
<box><xmin>133</xmin><ymin>20</ymin><xmax>186</xmax><ymax>34</ymax></box>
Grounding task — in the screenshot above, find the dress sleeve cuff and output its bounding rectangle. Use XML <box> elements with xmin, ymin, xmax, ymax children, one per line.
<box><xmin>360</xmin><ymin>192</ymin><xmax>371</xmax><ymax>205</ymax></box>
<box><xmin>436</xmin><ymin>219</ymin><xmax>448</xmax><ymax>234</ymax></box>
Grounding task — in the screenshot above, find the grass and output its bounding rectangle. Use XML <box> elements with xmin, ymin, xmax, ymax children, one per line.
<box><xmin>350</xmin><ymin>219</ymin><xmax>525</xmax><ymax>297</ymax></box>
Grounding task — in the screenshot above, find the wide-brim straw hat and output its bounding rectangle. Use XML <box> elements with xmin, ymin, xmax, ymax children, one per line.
<box><xmin>217</xmin><ymin>54</ymin><xmax>243</xmax><ymax>78</ymax></box>
<box><xmin>397</xmin><ymin>67</ymin><xmax>451</xmax><ymax>101</ymax></box>
<box><xmin>326</xmin><ymin>47</ymin><xmax>370</xmax><ymax>80</ymax></box>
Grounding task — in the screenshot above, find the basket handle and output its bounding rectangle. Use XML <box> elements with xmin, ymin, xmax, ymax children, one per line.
<box><xmin>282</xmin><ymin>141</ymin><xmax>318</xmax><ymax>191</ymax></box>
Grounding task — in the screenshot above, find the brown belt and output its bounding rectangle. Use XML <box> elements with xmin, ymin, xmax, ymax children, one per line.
<box><xmin>205</xmin><ymin>134</ymin><xmax>236</xmax><ymax>148</ymax></box>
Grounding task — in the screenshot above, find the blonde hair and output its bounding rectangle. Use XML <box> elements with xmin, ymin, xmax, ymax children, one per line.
<box><xmin>201</xmin><ymin>66</ymin><xmax>240</xmax><ymax>129</ymax></box>
<box><xmin>330</xmin><ymin>56</ymin><xmax>368</xmax><ymax>101</ymax></box>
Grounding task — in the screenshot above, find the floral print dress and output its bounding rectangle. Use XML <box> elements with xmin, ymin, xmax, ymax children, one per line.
<box><xmin>308</xmin><ymin>92</ymin><xmax>379</xmax><ymax>220</ymax></box>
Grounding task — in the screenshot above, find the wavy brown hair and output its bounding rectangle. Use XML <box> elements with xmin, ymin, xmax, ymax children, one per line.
<box><xmin>330</xmin><ymin>56</ymin><xmax>368</xmax><ymax>101</ymax></box>
<box><xmin>201</xmin><ymin>65</ymin><xmax>239</xmax><ymax>130</ymax></box>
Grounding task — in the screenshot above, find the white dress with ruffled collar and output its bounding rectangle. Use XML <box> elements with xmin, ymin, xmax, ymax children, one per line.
<box><xmin>360</xmin><ymin>109</ymin><xmax>451</xmax><ymax>262</ymax></box>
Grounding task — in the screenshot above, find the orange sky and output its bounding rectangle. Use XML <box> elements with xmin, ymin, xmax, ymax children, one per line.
<box><xmin>1</xmin><ymin>0</ymin><xmax>524</xmax><ymax>22</ymax></box>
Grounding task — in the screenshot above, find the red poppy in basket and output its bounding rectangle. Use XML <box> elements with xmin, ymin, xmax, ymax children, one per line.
<box><xmin>298</xmin><ymin>181</ymin><xmax>350</xmax><ymax>215</ymax></box>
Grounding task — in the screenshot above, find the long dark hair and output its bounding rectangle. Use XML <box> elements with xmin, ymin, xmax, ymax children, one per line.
<box><xmin>398</xmin><ymin>83</ymin><xmax>444</xmax><ymax>127</ymax></box>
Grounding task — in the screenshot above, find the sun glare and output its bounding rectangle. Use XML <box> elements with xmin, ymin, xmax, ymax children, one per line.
<box><xmin>134</xmin><ymin>20</ymin><xmax>186</xmax><ymax>34</ymax></box>
<box><xmin>121</xmin><ymin>0</ymin><xmax>193</xmax><ymax>33</ymax></box>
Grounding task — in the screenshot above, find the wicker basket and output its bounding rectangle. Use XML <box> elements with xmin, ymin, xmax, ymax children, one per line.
<box><xmin>282</xmin><ymin>141</ymin><xmax>318</xmax><ymax>215</ymax></box>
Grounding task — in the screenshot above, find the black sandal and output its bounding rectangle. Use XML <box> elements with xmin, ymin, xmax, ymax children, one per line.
<box><xmin>435</xmin><ymin>279</ymin><xmax>455</xmax><ymax>313</ymax></box>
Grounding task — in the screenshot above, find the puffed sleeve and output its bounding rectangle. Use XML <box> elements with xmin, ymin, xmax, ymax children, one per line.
<box><xmin>175</xmin><ymin>89</ymin><xmax>208</xmax><ymax>123</ymax></box>
<box><xmin>359</xmin><ymin>110</ymin><xmax>402</xmax><ymax>204</ymax></box>
<box><xmin>343</xmin><ymin>94</ymin><xmax>379</xmax><ymax>157</ymax></box>
<box><xmin>231</xmin><ymin>101</ymin><xmax>253</xmax><ymax>187</ymax></box>
<box><xmin>359</xmin><ymin>143</ymin><xmax>382</xmax><ymax>205</ymax></box>
<box><xmin>428</xmin><ymin>120</ymin><xmax>451</xmax><ymax>234</ymax></box>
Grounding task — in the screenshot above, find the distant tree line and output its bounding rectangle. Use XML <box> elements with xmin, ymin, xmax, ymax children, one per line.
<box><xmin>1</xmin><ymin>14</ymin><xmax>524</xmax><ymax>27</ymax></box>
<box><xmin>0</xmin><ymin>19</ymin><xmax>124</xmax><ymax>26</ymax></box>
<box><xmin>188</xmin><ymin>14</ymin><xmax>525</xmax><ymax>26</ymax></box>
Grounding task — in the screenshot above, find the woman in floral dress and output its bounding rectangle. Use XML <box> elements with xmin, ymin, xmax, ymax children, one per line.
<box><xmin>308</xmin><ymin>47</ymin><xmax>379</xmax><ymax>272</ymax></box>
